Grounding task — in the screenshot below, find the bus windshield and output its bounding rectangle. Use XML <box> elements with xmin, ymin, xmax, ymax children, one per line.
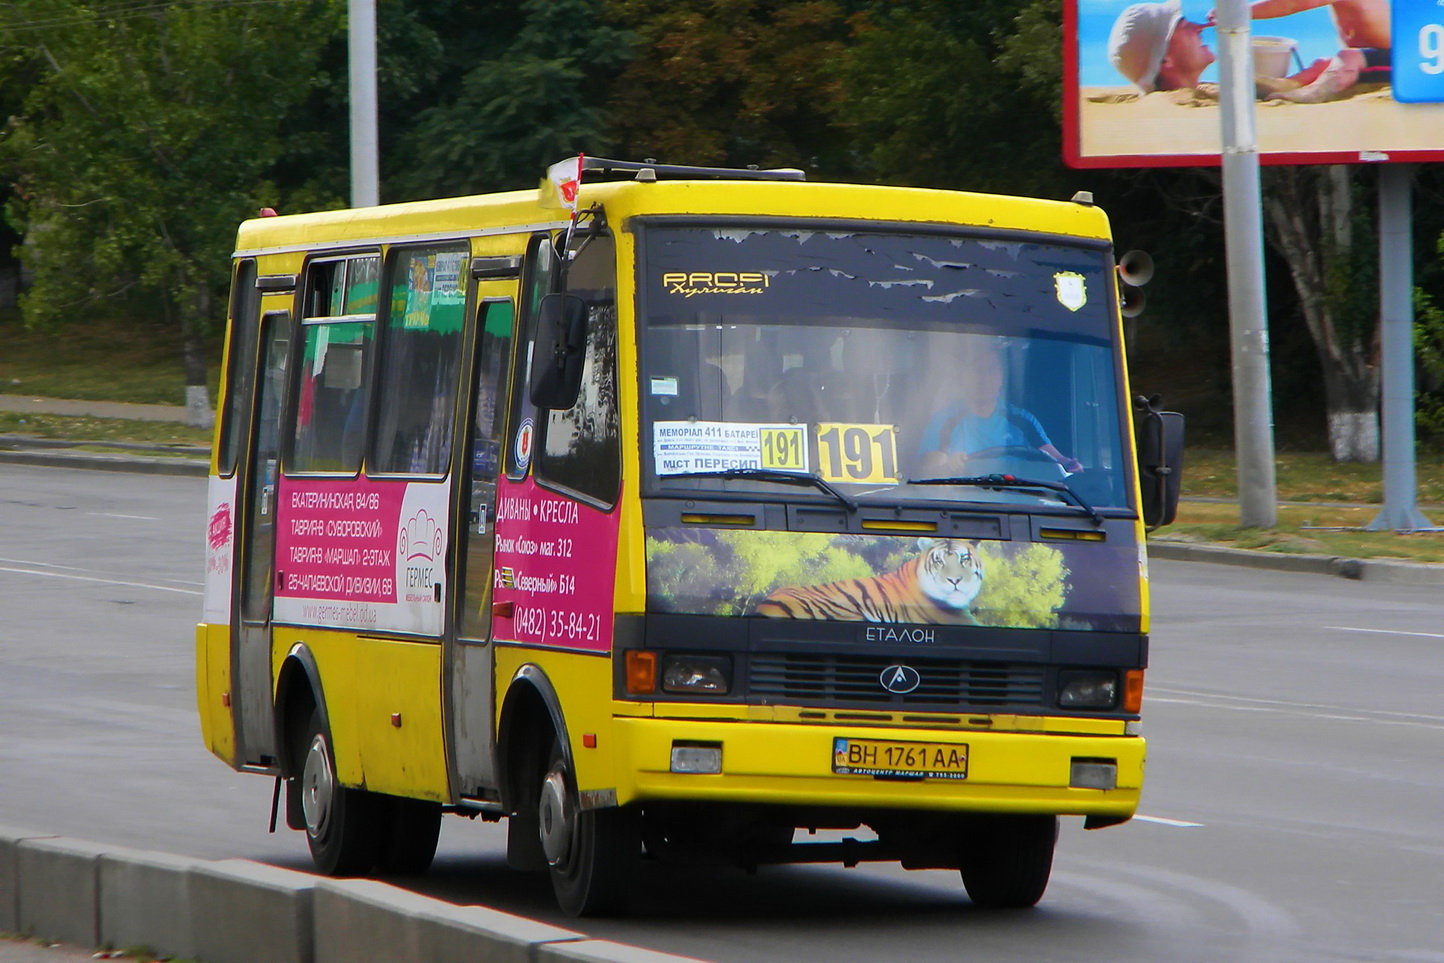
<box><xmin>639</xmin><ymin>225</ymin><xmax>1132</xmax><ymax>513</ymax></box>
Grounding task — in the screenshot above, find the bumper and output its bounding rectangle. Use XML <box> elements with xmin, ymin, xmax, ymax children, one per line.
<box><xmin>611</xmin><ymin>716</ymin><xmax>1144</xmax><ymax>817</ymax></box>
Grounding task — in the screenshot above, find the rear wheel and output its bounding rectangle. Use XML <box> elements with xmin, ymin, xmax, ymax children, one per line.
<box><xmin>958</xmin><ymin>814</ymin><xmax>1058</xmax><ymax>909</ymax></box>
<box><xmin>375</xmin><ymin>796</ymin><xmax>442</xmax><ymax>875</ymax></box>
<box><xmin>538</xmin><ymin>741</ymin><xmax>639</xmax><ymax>917</ymax></box>
<box><xmin>296</xmin><ymin>709</ymin><xmax>382</xmax><ymax>875</ymax></box>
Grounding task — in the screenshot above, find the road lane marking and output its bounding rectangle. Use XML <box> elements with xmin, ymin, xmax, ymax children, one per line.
<box><xmin>86</xmin><ymin>511</ymin><xmax>159</xmax><ymax>521</ymax></box>
<box><xmin>1148</xmin><ymin>685</ymin><xmax>1444</xmax><ymax>730</ymax></box>
<box><xmin>1134</xmin><ymin>815</ymin><xmax>1205</xmax><ymax>828</ymax></box>
<box><xmin>0</xmin><ymin>564</ymin><xmax>202</xmax><ymax>596</ymax></box>
<box><xmin>1326</xmin><ymin>625</ymin><xmax>1444</xmax><ymax>641</ymax></box>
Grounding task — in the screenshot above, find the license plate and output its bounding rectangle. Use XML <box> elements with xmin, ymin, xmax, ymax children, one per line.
<box><xmin>832</xmin><ymin>737</ymin><xmax>969</xmax><ymax>780</ymax></box>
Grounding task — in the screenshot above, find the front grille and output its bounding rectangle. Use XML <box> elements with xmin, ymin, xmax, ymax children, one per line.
<box><xmin>748</xmin><ymin>653</ymin><xmax>1045</xmax><ymax>708</ymax></box>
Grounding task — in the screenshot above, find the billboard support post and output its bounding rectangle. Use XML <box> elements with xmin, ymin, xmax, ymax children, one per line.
<box><xmin>348</xmin><ymin>0</ymin><xmax>379</xmax><ymax>208</ymax></box>
<box><xmin>1216</xmin><ymin>0</ymin><xmax>1278</xmax><ymax>527</ymax></box>
<box><xmin>1368</xmin><ymin>164</ymin><xmax>1433</xmax><ymax>531</ymax></box>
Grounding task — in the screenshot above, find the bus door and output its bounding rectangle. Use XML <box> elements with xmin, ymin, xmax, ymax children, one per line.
<box><xmin>233</xmin><ymin>309</ymin><xmax>291</xmax><ymax>767</ymax></box>
<box><xmin>449</xmin><ymin>259</ymin><xmax>520</xmax><ymax>799</ymax></box>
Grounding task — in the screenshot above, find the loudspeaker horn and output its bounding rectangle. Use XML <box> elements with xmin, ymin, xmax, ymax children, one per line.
<box><xmin>1117</xmin><ymin>250</ymin><xmax>1154</xmax><ymax>287</ymax></box>
<box><xmin>1120</xmin><ymin>284</ymin><xmax>1147</xmax><ymax>318</ymax></box>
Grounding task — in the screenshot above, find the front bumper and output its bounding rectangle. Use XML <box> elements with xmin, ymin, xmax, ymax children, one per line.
<box><xmin>609</xmin><ymin>716</ymin><xmax>1144</xmax><ymax>817</ymax></box>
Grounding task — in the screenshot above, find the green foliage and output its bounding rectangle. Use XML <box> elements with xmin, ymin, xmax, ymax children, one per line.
<box><xmin>1414</xmin><ymin>286</ymin><xmax>1444</xmax><ymax>448</ymax></box>
<box><xmin>603</xmin><ymin>0</ymin><xmax>855</xmax><ymax>173</ymax></box>
<box><xmin>0</xmin><ymin>0</ymin><xmax>346</xmax><ymax>339</ymax></box>
<box><xmin>837</xmin><ymin>0</ymin><xmax>1071</xmax><ymax>197</ymax></box>
<box><xmin>972</xmin><ymin>542</ymin><xmax>1067</xmax><ymax>629</ymax></box>
<box><xmin>391</xmin><ymin>0</ymin><xmax>632</xmax><ymax>199</ymax></box>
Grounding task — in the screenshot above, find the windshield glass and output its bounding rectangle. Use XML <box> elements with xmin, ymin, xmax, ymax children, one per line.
<box><xmin>639</xmin><ymin>225</ymin><xmax>1131</xmax><ymax>512</ymax></box>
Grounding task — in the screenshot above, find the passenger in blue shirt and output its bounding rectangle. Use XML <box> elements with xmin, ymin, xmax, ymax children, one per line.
<box><xmin>918</xmin><ymin>342</ymin><xmax>1082</xmax><ymax>476</ymax></box>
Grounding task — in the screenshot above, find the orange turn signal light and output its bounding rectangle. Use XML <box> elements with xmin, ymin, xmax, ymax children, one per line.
<box><xmin>1124</xmin><ymin>670</ymin><xmax>1145</xmax><ymax>714</ymax></box>
<box><xmin>625</xmin><ymin>650</ymin><xmax>658</xmax><ymax>695</ymax></box>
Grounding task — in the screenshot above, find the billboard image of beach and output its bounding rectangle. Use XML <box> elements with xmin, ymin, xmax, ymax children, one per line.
<box><xmin>1067</xmin><ymin>0</ymin><xmax>1444</xmax><ymax>167</ymax></box>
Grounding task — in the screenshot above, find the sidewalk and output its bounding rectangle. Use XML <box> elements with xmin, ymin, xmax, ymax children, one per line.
<box><xmin>0</xmin><ymin>394</ymin><xmax>191</xmax><ymax>423</ymax></box>
<box><xmin>0</xmin><ymin>394</ymin><xmax>208</xmax><ymax>476</ymax></box>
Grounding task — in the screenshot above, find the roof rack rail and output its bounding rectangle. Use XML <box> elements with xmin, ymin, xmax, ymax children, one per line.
<box><xmin>579</xmin><ymin>156</ymin><xmax>806</xmax><ymax>183</ymax></box>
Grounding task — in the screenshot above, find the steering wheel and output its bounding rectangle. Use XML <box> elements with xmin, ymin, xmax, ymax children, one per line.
<box><xmin>968</xmin><ymin>445</ymin><xmax>1058</xmax><ymax>465</ymax></box>
<box><xmin>965</xmin><ymin>445</ymin><xmax>1069</xmax><ymax>481</ymax></box>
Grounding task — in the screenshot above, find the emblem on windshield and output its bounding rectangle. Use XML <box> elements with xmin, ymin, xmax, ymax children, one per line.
<box><xmin>1054</xmin><ymin>271</ymin><xmax>1087</xmax><ymax>312</ymax></box>
<box><xmin>880</xmin><ymin>664</ymin><xmax>922</xmax><ymax>694</ymax></box>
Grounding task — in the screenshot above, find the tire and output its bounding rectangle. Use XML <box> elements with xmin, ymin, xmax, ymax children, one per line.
<box><xmin>958</xmin><ymin>814</ymin><xmax>1058</xmax><ymax>909</ymax></box>
<box><xmin>375</xmin><ymin>795</ymin><xmax>442</xmax><ymax>875</ymax></box>
<box><xmin>538</xmin><ymin>740</ymin><xmax>639</xmax><ymax>917</ymax></box>
<box><xmin>295</xmin><ymin>709</ymin><xmax>382</xmax><ymax>875</ymax></box>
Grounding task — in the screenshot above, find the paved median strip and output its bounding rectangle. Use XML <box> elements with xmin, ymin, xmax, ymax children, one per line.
<box><xmin>0</xmin><ymin>826</ymin><xmax>710</xmax><ymax>963</ymax></box>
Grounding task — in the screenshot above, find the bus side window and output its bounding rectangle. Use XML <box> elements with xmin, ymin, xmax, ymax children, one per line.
<box><xmin>287</xmin><ymin>254</ymin><xmax>378</xmax><ymax>475</ymax></box>
<box><xmin>535</xmin><ymin>233</ymin><xmax>620</xmax><ymax>508</ymax></box>
<box><xmin>504</xmin><ymin>234</ymin><xmax>559</xmax><ymax>479</ymax></box>
<box><xmin>371</xmin><ymin>245</ymin><xmax>468</xmax><ymax>475</ymax></box>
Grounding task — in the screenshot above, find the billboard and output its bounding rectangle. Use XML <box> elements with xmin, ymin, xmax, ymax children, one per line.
<box><xmin>1066</xmin><ymin>0</ymin><xmax>1444</xmax><ymax>167</ymax></box>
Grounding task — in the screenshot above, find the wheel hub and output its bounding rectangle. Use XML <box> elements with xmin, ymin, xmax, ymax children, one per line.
<box><xmin>538</xmin><ymin>768</ymin><xmax>574</xmax><ymax>867</ymax></box>
<box><xmin>300</xmin><ymin>732</ymin><xmax>334</xmax><ymax>839</ymax></box>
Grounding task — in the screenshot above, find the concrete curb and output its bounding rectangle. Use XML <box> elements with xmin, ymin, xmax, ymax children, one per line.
<box><xmin>1147</xmin><ymin>539</ymin><xmax>1444</xmax><ymax>584</ymax></box>
<box><xmin>0</xmin><ymin>827</ymin><xmax>709</xmax><ymax>963</ymax></box>
<box><xmin>0</xmin><ymin>448</ymin><xmax>208</xmax><ymax>477</ymax></box>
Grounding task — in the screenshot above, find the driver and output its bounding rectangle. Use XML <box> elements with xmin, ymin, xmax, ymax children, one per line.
<box><xmin>917</xmin><ymin>340</ymin><xmax>1083</xmax><ymax>475</ymax></box>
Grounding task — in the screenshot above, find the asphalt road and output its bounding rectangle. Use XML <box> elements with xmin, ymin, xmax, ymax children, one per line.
<box><xmin>2</xmin><ymin>463</ymin><xmax>1441</xmax><ymax>962</ymax></box>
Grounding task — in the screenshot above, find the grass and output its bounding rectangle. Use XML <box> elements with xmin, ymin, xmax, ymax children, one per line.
<box><xmin>0</xmin><ymin>411</ymin><xmax>212</xmax><ymax>447</ymax></box>
<box><xmin>1164</xmin><ymin>448</ymin><xmax>1444</xmax><ymax>563</ymax></box>
<box><xmin>0</xmin><ymin>312</ymin><xmax>221</xmax><ymax>405</ymax></box>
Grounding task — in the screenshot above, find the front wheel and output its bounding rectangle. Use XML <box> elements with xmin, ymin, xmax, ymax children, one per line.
<box><xmin>296</xmin><ymin>709</ymin><xmax>382</xmax><ymax>875</ymax></box>
<box><xmin>538</xmin><ymin>741</ymin><xmax>640</xmax><ymax>916</ymax></box>
<box><xmin>958</xmin><ymin>814</ymin><xmax>1058</xmax><ymax>909</ymax></box>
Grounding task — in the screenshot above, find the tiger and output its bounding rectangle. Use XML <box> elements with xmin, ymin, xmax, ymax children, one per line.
<box><xmin>753</xmin><ymin>538</ymin><xmax>985</xmax><ymax>624</ymax></box>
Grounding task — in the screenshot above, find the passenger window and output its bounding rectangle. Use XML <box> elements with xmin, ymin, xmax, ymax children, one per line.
<box><xmin>286</xmin><ymin>253</ymin><xmax>379</xmax><ymax>475</ymax></box>
<box><xmin>371</xmin><ymin>245</ymin><xmax>468</xmax><ymax>475</ymax></box>
<box><xmin>536</xmin><ymin>233</ymin><xmax>620</xmax><ymax>508</ymax></box>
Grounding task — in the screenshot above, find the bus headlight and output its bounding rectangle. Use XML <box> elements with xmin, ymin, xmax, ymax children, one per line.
<box><xmin>1058</xmin><ymin>671</ymin><xmax>1118</xmax><ymax>709</ymax></box>
<box><xmin>661</xmin><ymin>654</ymin><xmax>731</xmax><ymax>695</ymax></box>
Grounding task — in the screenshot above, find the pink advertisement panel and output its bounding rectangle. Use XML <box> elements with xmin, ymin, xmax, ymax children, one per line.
<box><xmin>273</xmin><ymin>475</ymin><xmax>450</xmax><ymax>634</ymax></box>
<box><xmin>491</xmin><ymin>476</ymin><xmax>621</xmax><ymax>653</ymax></box>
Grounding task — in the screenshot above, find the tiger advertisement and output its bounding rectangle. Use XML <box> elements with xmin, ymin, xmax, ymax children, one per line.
<box><xmin>645</xmin><ymin>529</ymin><xmax>1143</xmax><ymax>633</ymax></box>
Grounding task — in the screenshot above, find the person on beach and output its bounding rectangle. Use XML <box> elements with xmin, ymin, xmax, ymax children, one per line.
<box><xmin>1206</xmin><ymin>0</ymin><xmax>1391</xmax><ymax>103</ymax></box>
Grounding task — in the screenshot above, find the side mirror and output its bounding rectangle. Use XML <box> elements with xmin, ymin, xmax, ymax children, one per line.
<box><xmin>528</xmin><ymin>294</ymin><xmax>589</xmax><ymax>410</ymax></box>
<box><xmin>1135</xmin><ymin>395</ymin><xmax>1184</xmax><ymax>529</ymax></box>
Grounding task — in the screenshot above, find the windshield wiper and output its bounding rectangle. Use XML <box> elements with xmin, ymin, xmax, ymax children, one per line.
<box><xmin>667</xmin><ymin>467</ymin><xmax>858</xmax><ymax>512</ymax></box>
<box><xmin>907</xmin><ymin>473</ymin><xmax>1102</xmax><ymax>526</ymax></box>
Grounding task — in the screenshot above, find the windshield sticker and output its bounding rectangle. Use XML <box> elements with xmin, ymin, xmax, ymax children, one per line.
<box><xmin>654</xmin><ymin>421</ymin><xmax>808</xmax><ymax>475</ymax></box>
<box><xmin>1054</xmin><ymin>272</ymin><xmax>1087</xmax><ymax>312</ymax></box>
<box><xmin>650</xmin><ymin>376</ymin><xmax>679</xmax><ymax>397</ymax></box>
<box><xmin>815</xmin><ymin>423</ymin><xmax>899</xmax><ymax>484</ymax></box>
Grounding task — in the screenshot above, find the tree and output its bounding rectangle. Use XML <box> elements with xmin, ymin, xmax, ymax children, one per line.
<box><xmin>0</xmin><ymin>0</ymin><xmax>345</xmax><ymax>425</ymax></box>
<box><xmin>603</xmin><ymin>0</ymin><xmax>856</xmax><ymax>174</ymax></box>
<box><xmin>1262</xmin><ymin>166</ymin><xmax>1380</xmax><ymax>462</ymax></box>
<box><xmin>389</xmin><ymin>0</ymin><xmax>632</xmax><ymax>200</ymax></box>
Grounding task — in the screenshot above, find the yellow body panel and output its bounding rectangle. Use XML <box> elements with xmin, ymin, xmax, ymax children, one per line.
<box><xmin>270</xmin><ymin>628</ymin><xmax>447</xmax><ymax>797</ymax></box>
<box><xmin>195</xmin><ymin>623</ymin><xmax>235</xmax><ymax>765</ymax></box>
<box><xmin>493</xmin><ymin>645</ymin><xmax>619</xmax><ymax>793</ymax></box>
